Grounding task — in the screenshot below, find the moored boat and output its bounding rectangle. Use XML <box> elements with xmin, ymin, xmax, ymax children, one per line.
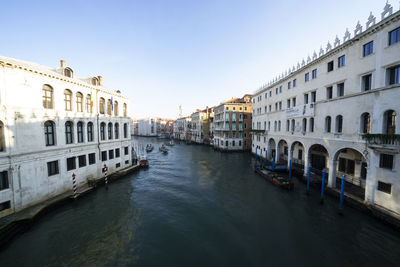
<box><xmin>165</xmin><ymin>140</ymin><xmax>174</xmax><ymax>146</ymax></box>
<box><xmin>255</xmin><ymin>168</ymin><xmax>293</xmax><ymax>190</ymax></box>
<box><xmin>139</xmin><ymin>155</ymin><xmax>149</xmax><ymax>167</ymax></box>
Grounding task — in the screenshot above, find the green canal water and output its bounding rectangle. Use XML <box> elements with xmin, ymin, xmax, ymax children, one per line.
<box><xmin>1</xmin><ymin>136</ymin><xmax>400</xmax><ymax>266</ymax></box>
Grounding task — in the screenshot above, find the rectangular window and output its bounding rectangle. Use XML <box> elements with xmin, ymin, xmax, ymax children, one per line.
<box><xmin>363</xmin><ymin>41</ymin><xmax>373</xmax><ymax>56</ymax></box>
<box><xmin>304</xmin><ymin>94</ymin><xmax>309</xmax><ymax>104</ymax></box>
<box><xmin>327</xmin><ymin>61</ymin><xmax>334</xmax><ymax>72</ymax></box>
<box><xmin>102</xmin><ymin>151</ymin><xmax>107</xmax><ymax>161</ymax></box>
<box><xmin>269</xmin><ymin>91</ymin><xmax>272</xmax><ymax>97</ymax></box>
<box><xmin>378</xmin><ymin>181</ymin><xmax>392</xmax><ymax>194</ymax></box>
<box><xmin>47</xmin><ymin>161</ymin><xmax>59</xmax><ymax>176</ymax></box>
<box><xmin>67</xmin><ymin>157</ymin><xmax>76</xmax><ymax>171</ymax></box>
<box><xmin>125</xmin><ymin>160</ymin><xmax>129</xmax><ymax>164</ymax></box>
<box><xmin>293</xmin><ymin>79</ymin><xmax>297</xmax><ymax>87</ymax></box>
<box><xmin>88</xmin><ymin>153</ymin><xmax>96</xmax><ymax>165</ymax></box>
<box><xmin>279</xmin><ymin>86</ymin><xmax>282</xmax><ymax>93</ymax></box>
<box><xmin>279</xmin><ymin>102</ymin><xmax>282</xmax><ymax>110</ymax></box>
<box><xmin>389</xmin><ymin>27</ymin><xmax>400</xmax><ymax>46</ymax></box>
<box><xmin>305</xmin><ymin>73</ymin><xmax>309</xmax><ymax>82</ymax></box>
<box><xmin>78</xmin><ymin>155</ymin><xmax>86</xmax><ymax>168</ymax></box>
<box><xmin>124</xmin><ymin>146</ymin><xmax>129</xmax><ymax>155</ymax></box>
<box><xmin>0</xmin><ymin>201</ymin><xmax>11</xmax><ymax>211</ymax></box>
<box><xmin>311</xmin><ymin>91</ymin><xmax>316</xmax><ymax>103</ymax></box>
<box><xmin>287</xmin><ymin>99</ymin><xmax>290</xmax><ymax>108</ymax></box>
<box><xmin>338</xmin><ymin>158</ymin><xmax>346</xmax><ymax>172</ymax></box>
<box><xmin>312</xmin><ymin>69</ymin><xmax>317</xmax><ymax>79</ymax></box>
<box><xmin>109</xmin><ymin>150</ymin><xmax>114</xmax><ymax>160</ymax></box>
<box><xmin>338</xmin><ymin>55</ymin><xmax>345</xmax><ymax>68</ymax></box>
<box><xmin>116</xmin><ymin>163</ymin><xmax>121</xmax><ymax>168</ymax></box>
<box><xmin>379</xmin><ymin>154</ymin><xmax>394</xmax><ymax>169</ymax></box>
<box><xmin>276</xmin><ymin>88</ymin><xmax>278</xmax><ymax>94</ymax></box>
<box><xmin>0</xmin><ymin>171</ymin><xmax>9</xmax><ymax>190</ymax></box>
<box><xmin>298</xmin><ymin>150</ymin><xmax>303</xmax><ymax>160</ymax></box>
<box><xmin>288</xmin><ymin>81</ymin><xmax>291</xmax><ymax>89</ymax></box>
<box><xmin>326</xmin><ymin>86</ymin><xmax>333</xmax><ymax>99</ymax></box>
<box><xmin>387</xmin><ymin>65</ymin><xmax>400</xmax><ymax>85</ymax></box>
<box><xmin>292</xmin><ymin>97</ymin><xmax>296</xmax><ymax>107</ymax></box>
<box><xmin>337</xmin><ymin>83</ymin><xmax>344</xmax><ymax>97</ymax></box>
<box><xmin>362</xmin><ymin>74</ymin><xmax>372</xmax><ymax>91</ymax></box>
<box><xmin>116</xmin><ymin>148</ymin><xmax>120</xmax><ymax>158</ymax></box>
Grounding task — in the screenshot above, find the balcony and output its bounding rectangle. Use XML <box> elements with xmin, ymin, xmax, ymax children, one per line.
<box><xmin>249</xmin><ymin>129</ymin><xmax>267</xmax><ymax>135</ymax></box>
<box><xmin>361</xmin><ymin>134</ymin><xmax>400</xmax><ymax>152</ymax></box>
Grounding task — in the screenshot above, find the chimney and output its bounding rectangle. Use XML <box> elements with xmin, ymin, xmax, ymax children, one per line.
<box><xmin>60</xmin><ymin>60</ymin><xmax>66</xmax><ymax>68</ymax></box>
<box><xmin>98</xmin><ymin>76</ymin><xmax>103</xmax><ymax>86</ymax></box>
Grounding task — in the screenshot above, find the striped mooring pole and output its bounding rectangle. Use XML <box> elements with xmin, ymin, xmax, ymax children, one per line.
<box><xmin>103</xmin><ymin>164</ymin><xmax>109</xmax><ymax>190</ymax></box>
<box><xmin>72</xmin><ymin>173</ymin><xmax>77</xmax><ymax>199</ymax></box>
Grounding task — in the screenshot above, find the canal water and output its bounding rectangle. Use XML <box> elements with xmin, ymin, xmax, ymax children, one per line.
<box><xmin>1</xmin><ymin>136</ymin><xmax>400</xmax><ymax>266</ymax></box>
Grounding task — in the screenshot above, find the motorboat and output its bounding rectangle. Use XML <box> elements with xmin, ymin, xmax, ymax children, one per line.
<box><xmin>146</xmin><ymin>144</ymin><xmax>153</xmax><ymax>152</ymax></box>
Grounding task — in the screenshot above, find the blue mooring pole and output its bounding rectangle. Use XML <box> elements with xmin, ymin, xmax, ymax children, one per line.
<box><xmin>265</xmin><ymin>150</ymin><xmax>267</xmax><ymax>168</ymax></box>
<box><xmin>339</xmin><ymin>174</ymin><xmax>345</xmax><ymax>213</ymax></box>
<box><xmin>272</xmin><ymin>152</ymin><xmax>275</xmax><ymax>170</ymax></box>
<box><xmin>289</xmin><ymin>159</ymin><xmax>292</xmax><ymax>180</ymax></box>
<box><xmin>320</xmin><ymin>169</ymin><xmax>326</xmax><ymax>203</ymax></box>
<box><xmin>306</xmin><ymin>165</ymin><xmax>311</xmax><ymax>195</ymax></box>
<box><xmin>254</xmin><ymin>147</ymin><xmax>258</xmax><ymax>162</ymax></box>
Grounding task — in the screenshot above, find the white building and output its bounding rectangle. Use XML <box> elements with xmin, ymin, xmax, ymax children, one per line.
<box><xmin>251</xmin><ymin>5</ymin><xmax>400</xmax><ymax>214</ymax></box>
<box><xmin>0</xmin><ymin>57</ymin><xmax>132</xmax><ymax>218</ymax></box>
<box><xmin>137</xmin><ymin>118</ymin><xmax>157</xmax><ymax>136</ymax></box>
<box><xmin>191</xmin><ymin>111</ymin><xmax>205</xmax><ymax>144</ymax></box>
<box><xmin>173</xmin><ymin>116</ymin><xmax>191</xmax><ymax>141</ymax></box>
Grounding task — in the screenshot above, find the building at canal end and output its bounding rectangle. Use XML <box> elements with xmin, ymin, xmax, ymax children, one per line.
<box><xmin>190</xmin><ymin>107</ymin><xmax>214</xmax><ymax>145</ymax></box>
<box><xmin>213</xmin><ymin>95</ymin><xmax>252</xmax><ymax>151</ymax></box>
<box><xmin>251</xmin><ymin>4</ymin><xmax>400</xmax><ymax>214</ymax></box>
<box><xmin>0</xmin><ymin>56</ymin><xmax>132</xmax><ymax>218</ymax></box>
<box><xmin>173</xmin><ymin>116</ymin><xmax>192</xmax><ymax>141</ymax></box>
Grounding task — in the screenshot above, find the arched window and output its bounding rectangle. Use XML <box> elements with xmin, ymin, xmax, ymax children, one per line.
<box><xmin>99</xmin><ymin>98</ymin><xmax>105</xmax><ymax>114</ymax></box>
<box><xmin>384</xmin><ymin>110</ymin><xmax>396</xmax><ymax>134</ymax></box>
<box><xmin>108</xmin><ymin>122</ymin><xmax>113</xmax><ymax>139</ymax></box>
<box><xmin>76</xmin><ymin>92</ymin><xmax>83</xmax><ymax>112</ymax></box>
<box><xmin>87</xmin><ymin>122</ymin><xmax>94</xmax><ymax>142</ymax></box>
<box><xmin>302</xmin><ymin>118</ymin><xmax>307</xmax><ymax>132</ymax></box>
<box><xmin>44</xmin><ymin>121</ymin><xmax>55</xmax><ymax>146</ymax></box>
<box><xmin>64</xmin><ymin>68</ymin><xmax>73</xmax><ymax>78</ymax></box>
<box><xmin>0</xmin><ymin>121</ymin><xmax>4</xmax><ymax>151</ymax></box>
<box><xmin>124</xmin><ymin>123</ymin><xmax>128</xmax><ymax>138</ymax></box>
<box><xmin>42</xmin><ymin>85</ymin><xmax>53</xmax><ymax>109</ymax></box>
<box><xmin>325</xmin><ymin>116</ymin><xmax>331</xmax><ymax>133</ymax></box>
<box><xmin>123</xmin><ymin>103</ymin><xmax>127</xmax><ymax>117</ymax></box>
<box><xmin>360</xmin><ymin>113</ymin><xmax>370</xmax><ymax>133</ymax></box>
<box><xmin>65</xmin><ymin>121</ymin><xmax>73</xmax><ymax>144</ymax></box>
<box><xmin>86</xmin><ymin>94</ymin><xmax>92</xmax><ymax>113</ymax></box>
<box><xmin>309</xmin><ymin>118</ymin><xmax>314</xmax><ymax>132</ymax></box>
<box><xmin>77</xmin><ymin>121</ymin><xmax>84</xmax><ymax>143</ymax></box>
<box><xmin>274</xmin><ymin>121</ymin><xmax>277</xmax><ymax>131</ymax></box>
<box><xmin>64</xmin><ymin>89</ymin><xmax>72</xmax><ymax>111</ymax></box>
<box><xmin>278</xmin><ymin>121</ymin><xmax>281</xmax><ymax>131</ymax></box>
<box><xmin>115</xmin><ymin>123</ymin><xmax>119</xmax><ymax>139</ymax></box>
<box><xmin>100</xmin><ymin>122</ymin><xmax>106</xmax><ymax>140</ymax></box>
<box><xmin>336</xmin><ymin>115</ymin><xmax>343</xmax><ymax>133</ymax></box>
<box><xmin>114</xmin><ymin>101</ymin><xmax>119</xmax><ymax>116</ymax></box>
<box><xmin>286</xmin><ymin>120</ymin><xmax>290</xmax><ymax>132</ymax></box>
<box><xmin>291</xmin><ymin>119</ymin><xmax>295</xmax><ymax>132</ymax></box>
<box><xmin>107</xmin><ymin>99</ymin><xmax>112</xmax><ymax>115</ymax></box>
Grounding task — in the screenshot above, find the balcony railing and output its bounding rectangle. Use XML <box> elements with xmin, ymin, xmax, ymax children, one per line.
<box><xmin>361</xmin><ymin>134</ymin><xmax>400</xmax><ymax>148</ymax></box>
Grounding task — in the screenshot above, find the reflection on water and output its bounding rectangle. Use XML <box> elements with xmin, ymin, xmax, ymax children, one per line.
<box><xmin>1</xmin><ymin>136</ymin><xmax>400</xmax><ymax>267</ymax></box>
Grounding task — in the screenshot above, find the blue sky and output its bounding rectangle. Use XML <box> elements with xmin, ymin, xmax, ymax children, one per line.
<box><xmin>1</xmin><ymin>0</ymin><xmax>392</xmax><ymax>118</ymax></box>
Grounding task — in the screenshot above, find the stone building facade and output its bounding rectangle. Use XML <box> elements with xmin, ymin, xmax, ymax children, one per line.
<box><xmin>213</xmin><ymin>95</ymin><xmax>252</xmax><ymax>151</ymax></box>
<box><xmin>251</xmin><ymin>6</ymin><xmax>400</xmax><ymax>214</ymax></box>
<box><xmin>0</xmin><ymin>57</ymin><xmax>131</xmax><ymax>218</ymax></box>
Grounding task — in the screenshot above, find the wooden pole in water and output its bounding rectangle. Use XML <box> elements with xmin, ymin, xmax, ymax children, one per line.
<box><xmin>264</xmin><ymin>149</ymin><xmax>267</xmax><ymax>169</ymax></box>
<box><xmin>320</xmin><ymin>169</ymin><xmax>326</xmax><ymax>204</ymax></box>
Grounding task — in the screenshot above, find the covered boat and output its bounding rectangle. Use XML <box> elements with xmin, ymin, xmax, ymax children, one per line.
<box><xmin>255</xmin><ymin>168</ymin><xmax>293</xmax><ymax>190</ymax></box>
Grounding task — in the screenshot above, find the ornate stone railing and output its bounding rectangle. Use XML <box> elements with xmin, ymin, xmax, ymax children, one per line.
<box><xmin>361</xmin><ymin>134</ymin><xmax>400</xmax><ymax>146</ymax></box>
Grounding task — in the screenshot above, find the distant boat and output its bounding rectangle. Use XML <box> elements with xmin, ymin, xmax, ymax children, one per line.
<box><xmin>159</xmin><ymin>144</ymin><xmax>168</xmax><ymax>154</ymax></box>
<box><xmin>146</xmin><ymin>144</ymin><xmax>154</xmax><ymax>152</ymax></box>
<box><xmin>255</xmin><ymin>168</ymin><xmax>293</xmax><ymax>190</ymax></box>
<box><xmin>164</xmin><ymin>140</ymin><xmax>174</xmax><ymax>146</ymax></box>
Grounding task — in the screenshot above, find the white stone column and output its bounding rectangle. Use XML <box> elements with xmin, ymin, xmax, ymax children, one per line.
<box><xmin>303</xmin><ymin>153</ymin><xmax>309</xmax><ymax>176</ymax></box>
<box><xmin>364</xmin><ymin>150</ymin><xmax>377</xmax><ymax>205</ymax></box>
<box><xmin>328</xmin><ymin>158</ymin><xmax>338</xmax><ymax>188</ymax></box>
<box><xmin>287</xmin><ymin>149</ymin><xmax>292</xmax><ymax>168</ymax></box>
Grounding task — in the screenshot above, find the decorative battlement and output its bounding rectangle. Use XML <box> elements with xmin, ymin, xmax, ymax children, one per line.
<box><xmin>254</xmin><ymin>1</ymin><xmax>399</xmax><ymax>95</ymax></box>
